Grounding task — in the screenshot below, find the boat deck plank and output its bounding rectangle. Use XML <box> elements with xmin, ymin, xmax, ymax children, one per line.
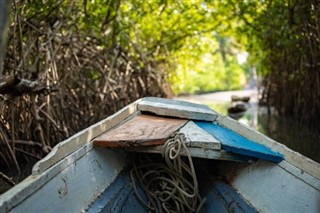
<box><xmin>180</xmin><ymin>121</ymin><xmax>221</xmax><ymax>150</ymax></box>
<box><xmin>93</xmin><ymin>114</ymin><xmax>188</xmax><ymax>148</ymax></box>
<box><xmin>138</xmin><ymin>97</ymin><xmax>218</xmax><ymax>121</ymax></box>
<box><xmin>195</xmin><ymin>121</ymin><xmax>284</xmax><ymax>163</ymax></box>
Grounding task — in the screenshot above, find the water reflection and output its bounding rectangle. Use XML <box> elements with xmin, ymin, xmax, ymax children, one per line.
<box><xmin>206</xmin><ymin>101</ymin><xmax>320</xmax><ymax>163</ymax></box>
<box><xmin>256</xmin><ymin>113</ymin><xmax>320</xmax><ymax>163</ymax></box>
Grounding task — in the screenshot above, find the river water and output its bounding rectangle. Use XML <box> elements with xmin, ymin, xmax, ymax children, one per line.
<box><xmin>176</xmin><ymin>89</ymin><xmax>320</xmax><ymax>163</ymax></box>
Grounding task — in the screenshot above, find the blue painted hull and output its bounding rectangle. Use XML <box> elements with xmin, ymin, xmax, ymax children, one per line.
<box><xmin>87</xmin><ymin>166</ymin><xmax>257</xmax><ymax>213</ymax></box>
<box><xmin>86</xmin><ymin>173</ymin><xmax>146</xmax><ymax>213</ymax></box>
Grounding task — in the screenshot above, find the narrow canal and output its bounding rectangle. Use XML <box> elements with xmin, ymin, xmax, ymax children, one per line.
<box><xmin>176</xmin><ymin>89</ymin><xmax>320</xmax><ymax>164</ymax></box>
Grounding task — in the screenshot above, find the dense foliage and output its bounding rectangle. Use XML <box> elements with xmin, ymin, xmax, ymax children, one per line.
<box><xmin>228</xmin><ymin>0</ymin><xmax>320</xmax><ymax>130</ymax></box>
<box><xmin>116</xmin><ymin>0</ymin><xmax>248</xmax><ymax>94</ymax></box>
<box><xmin>0</xmin><ymin>0</ymin><xmax>168</xmax><ymax>175</ymax></box>
<box><xmin>0</xmin><ymin>0</ymin><xmax>246</xmax><ymax>183</ymax></box>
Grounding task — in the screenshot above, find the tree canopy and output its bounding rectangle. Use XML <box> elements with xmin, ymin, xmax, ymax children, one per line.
<box><xmin>228</xmin><ymin>0</ymin><xmax>320</xmax><ymax>129</ymax></box>
<box><xmin>115</xmin><ymin>0</ymin><xmax>249</xmax><ymax>94</ymax></box>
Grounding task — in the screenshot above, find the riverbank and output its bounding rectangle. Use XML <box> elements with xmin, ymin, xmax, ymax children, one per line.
<box><xmin>175</xmin><ymin>89</ymin><xmax>258</xmax><ymax>103</ymax></box>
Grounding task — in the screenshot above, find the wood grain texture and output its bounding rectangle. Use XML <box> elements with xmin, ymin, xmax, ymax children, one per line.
<box><xmin>179</xmin><ymin>121</ymin><xmax>221</xmax><ymax>150</ymax></box>
<box><xmin>138</xmin><ymin>97</ymin><xmax>218</xmax><ymax>121</ymax></box>
<box><xmin>93</xmin><ymin>114</ymin><xmax>188</xmax><ymax>148</ymax></box>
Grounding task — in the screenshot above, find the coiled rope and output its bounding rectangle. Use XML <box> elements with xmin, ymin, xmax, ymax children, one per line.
<box><xmin>130</xmin><ymin>132</ymin><xmax>206</xmax><ymax>213</ymax></box>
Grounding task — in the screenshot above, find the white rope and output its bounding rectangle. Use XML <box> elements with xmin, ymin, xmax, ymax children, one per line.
<box><xmin>130</xmin><ymin>132</ymin><xmax>206</xmax><ymax>213</ymax></box>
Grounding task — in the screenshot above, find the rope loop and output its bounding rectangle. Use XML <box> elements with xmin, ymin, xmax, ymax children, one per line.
<box><xmin>131</xmin><ymin>132</ymin><xmax>206</xmax><ymax>213</ymax></box>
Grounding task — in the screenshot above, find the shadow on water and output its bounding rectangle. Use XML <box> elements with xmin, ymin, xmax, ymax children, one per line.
<box><xmin>255</xmin><ymin>113</ymin><xmax>320</xmax><ymax>163</ymax></box>
<box><xmin>205</xmin><ymin>101</ymin><xmax>320</xmax><ymax>163</ymax></box>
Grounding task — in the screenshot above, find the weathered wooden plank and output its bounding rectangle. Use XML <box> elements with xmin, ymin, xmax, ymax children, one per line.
<box><xmin>217</xmin><ymin>115</ymin><xmax>320</xmax><ymax>180</ymax></box>
<box><xmin>125</xmin><ymin>146</ymin><xmax>256</xmax><ymax>163</ymax></box>
<box><xmin>179</xmin><ymin>121</ymin><xmax>221</xmax><ymax>150</ymax></box>
<box><xmin>93</xmin><ymin>114</ymin><xmax>188</xmax><ymax>148</ymax></box>
<box><xmin>195</xmin><ymin>121</ymin><xmax>284</xmax><ymax>163</ymax></box>
<box><xmin>137</xmin><ymin>97</ymin><xmax>218</xmax><ymax>121</ymax></box>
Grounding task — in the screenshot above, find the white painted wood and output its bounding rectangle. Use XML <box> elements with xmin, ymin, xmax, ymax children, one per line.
<box><xmin>186</xmin><ymin>148</ymin><xmax>254</xmax><ymax>163</ymax></box>
<box><xmin>179</xmin><ymin>121</ymin><xmax>221</xmax><ymax>150</ymax></box>
<box><xmin>217</xmin><ymin>115</ymin><xmax>320</xmax><ymax>180</ymax></box>
<box><xmin>1</xmin><ymin>143</ymin><xmax>95</xmax><ymax>212</ymax></box>
<box><xmin>229</xmin><ymin>160</ymin><xmax>320</xmax><ymax>213</ymax></box>
<box><xmin>0</xmin><ymin>144</ymin><xmax>126</xmax><ymax>213</ymax></box>
<box><xmin>278</xmin><ymin>160</ymin><xmax>320</xmax><ymax>190</ymax></box>
<box><xmin>32</xmin><ymin>100</ymin><xmax>139</xmax><ymax>175</ymax></box>
<box><xmin>138</xmin><ymin>97</ymin><xmax>218</xmax><ymax>121</ymax></box>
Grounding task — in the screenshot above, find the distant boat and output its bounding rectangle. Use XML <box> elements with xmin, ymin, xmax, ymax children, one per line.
<box><xmin>227</xmin><ymin>102</ymin><xmax>247</xmax><ymax>120</ymax></box>
<box><xmin>0</xmin><ymin>97</ymin><xmax>319</xmax><ymax>213</ymax></box>
<box><xmin>231</xmin><ymin>95</ymin><xmax>251</xmax><ymax>102</ymax></box>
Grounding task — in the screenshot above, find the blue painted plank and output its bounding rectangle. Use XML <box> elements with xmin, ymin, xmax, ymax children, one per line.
<box><xmin>211</xmin><ymin>180</ymin><xmax>258</xmax><ymax>213</ymax></box>
<box><xmin>201</xmin><ymin>177</ymin><xmax>258</xmax><ymax>213</ymax></box>
<box><xmin>86</xmin><ymin>174</ymin><xmax>131</xmax><ymax>213</ymax></box>
<box><xmin>86</xmin><ymin>173</ymin><xmax>148</xmax><ymax>213</ymax></box>
<box><xmin>121</xmin><ymin>188</ymin><xmax>148</xmax><ymax>213</ymax></box>
<box><xmin>195</xmin><ymin>121</ymin><xmax>284</xmax><ymax>163</ymax></box>
<box><xmin>108</xmin><ymin>184</ymin><xmax>133</xmax><ymax>213</ymax></box>
<box><xmin>203</xmin><ymin>188</ymin><xmax>230</xmax><ymax>213</ymax></box>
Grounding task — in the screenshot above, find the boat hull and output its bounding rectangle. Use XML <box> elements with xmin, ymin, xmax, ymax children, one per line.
<box><xmin>0</xmin><ymin>98</ymin><xmax>319</xmax><ymax>212</ymax></box>
<box><xmin>1</xmin><ymin>145</ymin><xmax>127</xmax><ymax>213</ymax></box>
<box><xmin>3</xmin><ymin>148</ymin><xmax>319</xmax><ymax>213</ymax></box>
